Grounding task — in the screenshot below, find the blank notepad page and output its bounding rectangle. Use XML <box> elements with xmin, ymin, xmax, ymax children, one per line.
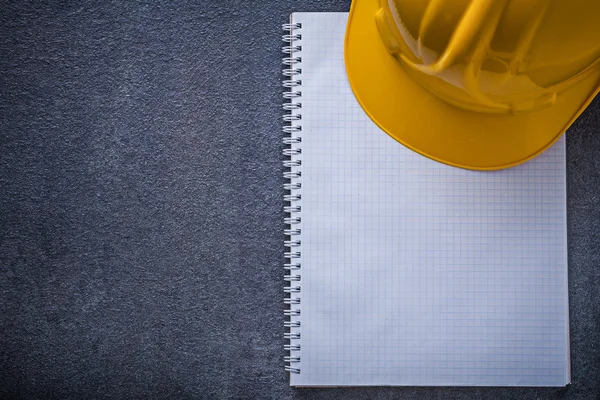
<box><xmin>288</xmin><ymin>13</ymin><xmax>569</xmax><ymax>387</ymax></box>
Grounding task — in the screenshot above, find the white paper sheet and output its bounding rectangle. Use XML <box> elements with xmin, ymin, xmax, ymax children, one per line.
<box><xmin>286</xmin><ymin>12</ymin><xmax>569</xmax><ymax>387</ymax></box>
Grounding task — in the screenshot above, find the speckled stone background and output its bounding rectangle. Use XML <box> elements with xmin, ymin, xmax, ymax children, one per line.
<box><xmin>1</xmin><ymin>1</ymin><xmax>598</xmax><ymax>399</ymax></box>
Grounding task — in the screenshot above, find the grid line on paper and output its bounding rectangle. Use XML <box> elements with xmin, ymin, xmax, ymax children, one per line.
<box><xmin>289</xmin><ymin>12</ymin><xmax>569</xmax><ymax>387</ymax></box>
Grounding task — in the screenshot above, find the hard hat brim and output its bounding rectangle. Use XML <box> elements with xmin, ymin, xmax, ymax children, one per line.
<box><xmin>345</xmin><ymin>0</ymin><xmax>600</xmax><ymax>170</ymax></box>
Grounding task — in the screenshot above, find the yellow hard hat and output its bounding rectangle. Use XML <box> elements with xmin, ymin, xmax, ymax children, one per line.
<box><xmin>345</xmin><ymin>0</ymin><xmax>600</xmax><ymax>170</ymax></box>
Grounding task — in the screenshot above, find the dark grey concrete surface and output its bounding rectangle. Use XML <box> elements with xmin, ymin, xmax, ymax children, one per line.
<box><xmin>1</xmin><ymin>1</ymin><xmax>598</xmax><ymax>399</ymax></box>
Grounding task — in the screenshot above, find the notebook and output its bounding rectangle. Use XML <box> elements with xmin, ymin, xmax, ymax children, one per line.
<box><xmin>282</xmin><ymin>12</ymin><xmax>570</xmax><ymax>387</ymax></box>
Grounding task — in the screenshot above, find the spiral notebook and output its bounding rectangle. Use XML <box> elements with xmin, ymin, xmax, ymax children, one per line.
<box><xmin>282</xmin><ymin>12</ymin><xmax>570</xmax><ymax>387</ymax></box>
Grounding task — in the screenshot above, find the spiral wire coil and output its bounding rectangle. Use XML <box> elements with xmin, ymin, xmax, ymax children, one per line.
<box><xmin>282</xmin><ymin>21</ymin><xmax>302</xmax><ymax>375</ymax></box>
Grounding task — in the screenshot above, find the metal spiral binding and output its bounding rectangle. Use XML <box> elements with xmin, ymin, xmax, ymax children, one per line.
<box><xmin>282</xmin><ymin>20</ymin><xmax>302</xmax><ymax>375</ymax></box>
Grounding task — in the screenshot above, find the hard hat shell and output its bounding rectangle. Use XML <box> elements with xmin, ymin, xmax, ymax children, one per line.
<box><xmin>345</xmin><ymin>0</ymin><xmax>600</xmax><ymax>170</ymax></box>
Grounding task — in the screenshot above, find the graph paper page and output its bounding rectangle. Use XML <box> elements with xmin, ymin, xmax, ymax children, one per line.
<box><xmin>289</xmin><ymin>12</ymin><xmax>569</xmax><ymax>387</ymax></box>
